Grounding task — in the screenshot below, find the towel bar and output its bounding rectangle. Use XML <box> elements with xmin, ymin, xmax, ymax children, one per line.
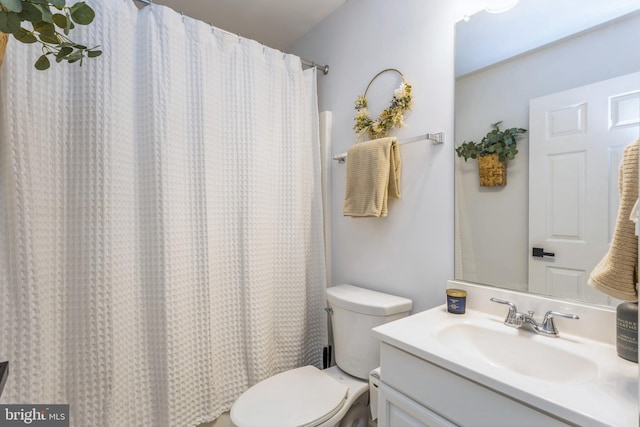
<box><xmin>332</xmin><ymin>132</ymin><xmax>444</xmax><ymax>163</ymax></box>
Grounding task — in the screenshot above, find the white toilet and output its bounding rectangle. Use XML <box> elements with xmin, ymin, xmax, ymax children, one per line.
<box><xmin>230</xmin><ymin>284</ymin><xmax>412</xmax><ymax>427</ymax></box>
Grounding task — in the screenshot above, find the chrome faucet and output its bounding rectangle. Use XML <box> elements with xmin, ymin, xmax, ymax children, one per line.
<box><xmin>490</xmin><ymin>297</ymin><xmax>579</xmax><ymax>337</ymax></box>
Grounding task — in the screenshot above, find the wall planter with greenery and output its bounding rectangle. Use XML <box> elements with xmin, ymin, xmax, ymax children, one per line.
<box><xmin>455</xmin><ymin>121</ymin><xmax>527</xmax><ymax>187</ymax></box>
<box><xmin>0</xmin><ymin>0</ymin><xmax>100</xmax><ymax>70</ymax></box>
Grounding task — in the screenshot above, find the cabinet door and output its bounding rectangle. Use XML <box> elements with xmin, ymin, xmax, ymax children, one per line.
<box><xmin>378</xmin><ymin>382</ymin><xmax>457</xmax><ymax>427</ymax></box>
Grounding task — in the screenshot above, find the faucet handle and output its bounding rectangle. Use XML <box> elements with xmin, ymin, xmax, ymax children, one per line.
<box><xmin>490</xmin><ymin>298</ymin><xmax>521</xmax><ymax>326</ymax></box>
<box><xmin>490</xmin><ymin>297</ymin><xmax>517</xmax><ymax>310</ymax></box>
<box><xmin>541</xmin><ymin>311</ymin><xmax>579</xmax><ymax>336</ymax></box>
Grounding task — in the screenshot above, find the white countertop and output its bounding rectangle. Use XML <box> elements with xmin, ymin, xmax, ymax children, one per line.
<box><xmin>373</xmin><ymin>304</ymin><xmax>638</xmax><ymax>427</ymax></box>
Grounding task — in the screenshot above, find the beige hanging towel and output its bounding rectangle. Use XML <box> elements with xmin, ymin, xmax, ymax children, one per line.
<box><xmin>588</xmin><ymin>139</ymin><xmax>639</xmax><ymax>302</ymax></box>
<box><xmin>343</xmin><ymin>137</ymin><xmax>402</xmax><ymax>217</ymax></box>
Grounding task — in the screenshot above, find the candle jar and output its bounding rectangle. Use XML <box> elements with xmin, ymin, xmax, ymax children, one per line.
<box><xmin>446</xmin><ymin>289</ymin><xmax>467</xmax><ymax>314</ymax></box>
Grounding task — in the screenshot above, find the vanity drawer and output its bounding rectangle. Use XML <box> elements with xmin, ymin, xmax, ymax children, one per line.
<box><xmin>380</xmin><ymin>343</ymin><xmax>571</xmax><ymax>427</ymax></box>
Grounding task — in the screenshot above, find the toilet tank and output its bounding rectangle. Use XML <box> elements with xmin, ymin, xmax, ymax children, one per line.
<box><xmin>326</xmin><ymin>284</ymin><xmax>412</xmax><ymax>379</ymax></box>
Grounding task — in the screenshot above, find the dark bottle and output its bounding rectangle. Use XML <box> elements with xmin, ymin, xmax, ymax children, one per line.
<box><xmin>616</xmin><ymin>302</ymin><xmax>638</xmax><ymax>363</ymax></box>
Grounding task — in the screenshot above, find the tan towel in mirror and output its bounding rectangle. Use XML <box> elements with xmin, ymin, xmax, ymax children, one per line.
<box><xmin>343</xmin><ymin>137</ymin><xmax>401</xmax><ymax>218</ymax></box>
<box><xmin>588</xmin><ymin>139</ymin><xmax>639</xmax><ymax>302</ymax></box>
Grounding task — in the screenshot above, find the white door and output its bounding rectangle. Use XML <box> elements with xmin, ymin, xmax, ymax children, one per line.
<box><xmin>529</xmin><ymin>72</ymin><xmax>640</xmax><ymax>305</ymax></box>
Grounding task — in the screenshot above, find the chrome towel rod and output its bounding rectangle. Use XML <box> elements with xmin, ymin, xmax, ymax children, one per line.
<box><xmin>133</xmin><ymin>0</ymin><xmax>329</xmax><ymax>75</ymax></box>
<box><xmin>332</xmin><ymin>132</ymin><xmax>444</xmax><ymax>163</ymax></box>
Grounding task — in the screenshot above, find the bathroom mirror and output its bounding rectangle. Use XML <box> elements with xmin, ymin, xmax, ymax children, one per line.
<box><xmin>454</xmin><ymin>0</ymin><xmax>640</xmax><ymax>307</ymax></box>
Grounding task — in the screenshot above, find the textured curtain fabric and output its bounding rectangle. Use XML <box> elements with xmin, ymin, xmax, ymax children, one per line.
<box><xmin>0</xmin><ymin>1</ymin><xmax>327</xmax><ymax>426</ymax></box>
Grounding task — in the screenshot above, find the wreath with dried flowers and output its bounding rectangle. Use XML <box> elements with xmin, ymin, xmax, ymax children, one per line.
<box><xmin>353</xmin><ymin>68</ymin><xmax>413</xmax><ymax>140</ymax></box>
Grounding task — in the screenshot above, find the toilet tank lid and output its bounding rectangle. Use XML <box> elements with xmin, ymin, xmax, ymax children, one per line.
<box><xmin>326</xmin><ymin>284</ymin><xmax>412</xmax><ymax>316</ymax></box>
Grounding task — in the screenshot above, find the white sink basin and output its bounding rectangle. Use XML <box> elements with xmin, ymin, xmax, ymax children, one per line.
<box><xmin>435</xmin><ymin>322</ymin><xmax>598</xmax><ymax>383</ymax></box>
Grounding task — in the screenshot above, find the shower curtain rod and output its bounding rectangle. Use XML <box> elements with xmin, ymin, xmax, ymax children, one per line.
<box><xmin>133</xmin><ymin>0</ymin><xmax>330</xmax><ymax>75</ymax></box>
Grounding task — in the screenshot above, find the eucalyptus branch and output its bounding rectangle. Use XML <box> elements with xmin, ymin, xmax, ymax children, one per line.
<box><xmin>0</xmin><ymin>0</ymin><xmax>101</xmax><ymax>70</ymax></box>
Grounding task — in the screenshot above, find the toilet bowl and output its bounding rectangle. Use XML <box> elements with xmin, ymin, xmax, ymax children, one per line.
<box><xmin>230</xmin><ymin>284</ymin><xmax>412</xmax><ymax>427</ymax></box>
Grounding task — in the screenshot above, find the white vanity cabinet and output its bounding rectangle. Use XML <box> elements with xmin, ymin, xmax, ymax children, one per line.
<box><xmin>378</xmin><ymin>343</ymin><xmax>571</xmax><ymax>427</ymax></box>
<box><xmin>373</xmin><ymin>283</ymin><xmax>638</xmax><ymax>427</ymax></box>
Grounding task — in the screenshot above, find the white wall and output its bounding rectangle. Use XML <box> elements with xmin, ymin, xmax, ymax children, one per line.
<box><xmin>289</xmin><ymin>0</ymin><xmax>479</xmax><ymax>312</ymax></box>
<box><xmin>455</xmin><ymin>13</ymin><xmax>640</xmax><ymax>291</ymax></box>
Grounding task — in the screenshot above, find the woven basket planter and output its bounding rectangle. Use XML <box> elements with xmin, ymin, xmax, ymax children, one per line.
<box><xmin>0</xmin><ymin>33</ymin><xmax>7</xmax><ymax>69</ymax></box>
<box><xmin>478</xmin><ymin>153</ymin><xmax>507</xmax><ymax>186</ymax></box>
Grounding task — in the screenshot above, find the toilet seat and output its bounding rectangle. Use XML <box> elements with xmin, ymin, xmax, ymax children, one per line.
<box><xmin>230</xmin><ymin>365</ymin><xmax>350</xmax><ymax>427</ymax></box>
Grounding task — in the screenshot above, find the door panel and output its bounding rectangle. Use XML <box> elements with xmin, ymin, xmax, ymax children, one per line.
<box><xmin>529</xmin><ymin>72</ymin><xmax>640</xmax><ymax>305</ymax></box>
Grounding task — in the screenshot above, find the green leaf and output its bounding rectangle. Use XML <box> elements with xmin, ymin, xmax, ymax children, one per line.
<box><xmin>13</xmin><ymin>27</ymin><xmax>37</xmax><ymax>43</ymax></box>
<box><xmin>38</xmin><ymin>32</ymin><xmax>59</xmax><ymax>44</ymax></box>
<box><xmin>33</xmin><ymin>20</ymin><xmax>55</xmax><ymax>35</ymax></box>
<box><xmin>52</xmin><ymin>13</ymin><xmax>67</xmax><ymax>29</ymax></box>
<box><xmin>87</xmin><ymin>49</ymin><xmax>101</xmax><ymax>58</ymax></box>
<box><xmin>63</xmin><ymin>10</ymin><xmax>72</xmax><ymax>34</ymax></box>
<box><xmin>0</xmin><ymin>11</ymin><xmax>21</xmax><ymax>34</ymax></box>
<box><xmin>34</xmin><ymin>54</ymin><xmax>50</xmax><ymax>70</ymax></box>
<box><xmin>66</xmin><ymin>50</ymin><xmax>82</xmax><ymax>60</ymax></box>
<box><xmin>48</xmin><ymin>0</ymin><xmax>66</xmax><ymax>6</ymax></box>
<box><xmin>17</xmin><ymin>2</ymin><xmax>41</xmax><ymax>23</ymax></box>
<box><xmin>69</xmin><ymin>2</ymin><xmax>94</xmax><ymax>25</ymax></box>
<box><xmin>0</xmin><ymin>0</ymin><xmax>22</xmax><ymax>13</ymax></box>
<box><xmin>56</xmin><ymin>45</ymin><xmax>72</xmax><ymax>60</ymax></box>
<box><xmin>34</xmin><ymin>5</ymin><xmax>53</xmax><ymax>23</ymax></box>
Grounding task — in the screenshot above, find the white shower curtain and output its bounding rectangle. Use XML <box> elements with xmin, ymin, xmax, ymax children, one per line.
<box><xmin>0</xmin><ymin>1</ymin><xmax>327</xmax><ymax>426</ymax></box>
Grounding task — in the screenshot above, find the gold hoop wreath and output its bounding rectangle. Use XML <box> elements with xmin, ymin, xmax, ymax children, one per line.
<box><xmin>353</xmin><ymin>68</ymin><xmax>413</xmax><ymax>140</ymax></box>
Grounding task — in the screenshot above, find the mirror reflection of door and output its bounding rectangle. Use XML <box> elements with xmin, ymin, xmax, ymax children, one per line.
<box><xmin>528</xmin><ymin>72</ymin><xmax>640</xmax><ymax>305</ymax></box>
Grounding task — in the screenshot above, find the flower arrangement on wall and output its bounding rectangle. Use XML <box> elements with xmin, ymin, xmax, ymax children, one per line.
<box><xmin>353</xmin><ymin>68</ymin><xmax>412</xmax><ymax>140</ymax></box>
